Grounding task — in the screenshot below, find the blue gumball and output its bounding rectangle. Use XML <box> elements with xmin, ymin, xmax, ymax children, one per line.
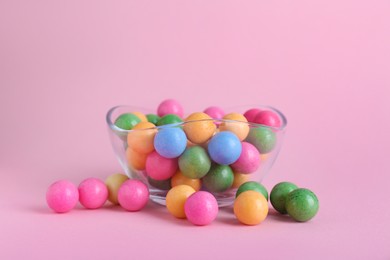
<box><xmin>154</xmin><ymin>127</ymin><xmax>187</xmax><ymax>158</ymax></box>
<box><xmin>208</xmin><ymin>132</ymin><xmax>242</xmax><ymax>165</ymax></box>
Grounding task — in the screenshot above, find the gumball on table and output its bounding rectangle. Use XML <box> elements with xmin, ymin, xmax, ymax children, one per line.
<box><xmin>234</xmin><ymin>190</ymin><xmax>269</xmax><ymax>225</ymax></box>
<box><xmin>46</xmin><ymin>180</ymin><xmax>79</xmax><ymax>213</ymax></box>
<box><xmin>270</xmin><ymin>182</ymin><xmax>298</xmax><ymax>214</ymax></box>
<box><xmin>118</xmin><ymin>180</ymin><xmax>149</xmax><ymax>211</ymax></box>
<box><xmin>78</xmin><ymin>178</ymin><xmax>108</xmax><ymax>209</ymax></box>
<box><xmin>285</xmin><ymin>188</ymin><xmax>319</xmax><ymax>222</ymax></box>
<box><xmin>166</xmin><ymin>185</ymin><xmax>196</xmax><ymax>219</ymax></box>
<box><xmin>105</xmin><ymin>173</ymin><xmax>129</xmax><ymax>205</ymax></box>
<box><xmin>236</xmin><ymin>181</ymin><xmax>268</xmax><ymax>201</ymax></box>
<box><xmin>184</xmin><ymin>191</ymin><xmax>219</xmax><ymax>226</ymax></box>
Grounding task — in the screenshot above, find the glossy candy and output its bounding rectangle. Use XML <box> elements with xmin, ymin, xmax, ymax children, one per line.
<box><xmin>157</xmin><ymin>99</ymin><xmax>184</xmax><ymax>118</ymax></box>
<box><xmin>78</xmin><ymin>178</ymin><xmax>108</xmax><ymax>209</ymax></box>
<box><xmin>208</xmin><ymin>132</ymin><xmax>242</xmax><ymax>165</ymax></box>
<box><xmin>178</xmin><ymin>146</ymin><xmax>211</xmax><ymax>179</ymax></box>
<box><xmin>244</xmin><ymin>108</ymin><xmax>262</xmax><ymax>122</ymax></box>
<box><xmin>234</xmin><ymin>190</ymin><xmax>269</xmax><ymax>225</ymax></box>
<box><xmin>132</xmin><ymin>111</ymin><xmax>148</xmax><ymax>122</ymax></box>
<box><xmin>203</xmin><ymin>106</ymin><xmax>225</xmax><ymax>120</ymax></box>
<box><xmin>46</xmin><ymin>180</ymin><xmax>79</xmax><ymax>213</ymax></box>
<box><xmin>183</xmin><ymin>112</ymin><xmax>216</xmax><ymax>144</ymax></box>
<box><xmin>154</xmin><ymin>127</ymin><xmax>187</xmax><ymax>158</ymax></box>
<box><xmin>146</xmin><ymin>151</ymin><xmax>178</xmax><ymax>180</ymax></box>
<box><xmin>146</xmin><ymin>114</ymin><xmax>161</xmax><ymax>125</ymax></box>
<box><xmin>126</xmin><ymin>148</ymin><xmax>148</xmax><ymax>171</ymax></box>
<box><xmin>105</xmin><ymin>173</ymin><xmax>129</xmax><ymax>204</ymax></box>
<box><xmin>202</xmin><ymin>164</ymin><xmax>234</xmax><ymax>192</ymax></box>
<box><xmin>270</xmin><ymin>182</ymin><xmax>298</xmax><ymax>214</ymax></box>
<box><xmin>236</xmin><ymin>181</ymin><xmax>268</xmax><ymax>201</ymax></box>
<box><xmin>232</xmin><ymin>172</ymin><xmax>250</xmax><ymax>188</ymax></box>
<box><xmin>245</xmin><ymin>127</ymin><xmax>276</xmax><ymax>154</ymax></box>
<box><xmin>219</xmin><ymin>113</ymin><xmax>250</xmax><ymax>141</ymax></box>
<box><xmin>254</xmin><ymin>110</ymin><xmax>282</xmax><ymax>128</ymax></box>
<box><xmin>114</xmin><ymin>113</ymin><xmax>142</xmax><ymax>130</ymax></box>
<box><xmin>184</xmin><ymin>191</ymin><xmax>219</xmax><ymax>226</ymax></box>
<box><xmin>171</xmin><ymin>170</ymin><xmax>202</xmax><ymax>191</ymax></box>
<box><xmin>231</xmin><ymin>142</ymin><xmax>260</xmax><ymax>174</ymax></box>
<box><xmin>166</xmin><ymin>185</ymin><xmax>196</xmax><ymax>219</ymax></box>
<box><xmin>118</xmin><ymin>180</ymin><xmax>149</xmax><ymax>211</ymax></box>
<box><xmin>285</xmin><ymin>188</ymin><xmax>319</xmax><ymax>222</ymax></box>
<box><xmin>127</xmin><ymin>122</ymin><xmax>157</xmax><ymax>154</ymax></box>
<box><xmin>156</xmin><ymin>114</ymin><xmax>183</xmax><ymax>126</ymax></box>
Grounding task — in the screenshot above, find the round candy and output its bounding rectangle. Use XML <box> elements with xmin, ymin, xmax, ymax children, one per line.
<box><xmin>78</xmin><ymin>178</ymin><xmax>108</xmax><ymax>209</ymax></box>
<box><xmin>157</xmin><ymin>99</ymin><xmax>184</xmax><ymax>118</ymax></box>
<box><xmin>146</xmin><ymin>151</ymin><xmax>178</xmax><ymax>180</ymax></box>
<box><xmin>154</xmin><ymin>127</ymin><xmax>187</xmax><ymax>158</ymax></box>
<box><xmin>127</xmin><ymin>122</ymin><xmax>157</xmax><ymax>154</ymax></box>
<box><xmin>231</xmin><ymin>142</ymin><xmax>260</xmax><ymax>174</ymax></box>
<box><xmin>236</xmin><ymin>181</ymin><xmax>268</xmax><ymax>201</ymax></box>
<box><xmin>184</xmin><ymin>191</ymin><xmax>219</xmax><ymax>226</ymax></box>
<box><xmin>270</xmin><ymin>182</ymin><xmax>298</xmax><ymax>214</ymax></box>
<box><xmin>234</xmin><ymin>190</ymin><xmax>269</xmax><ymax>225</ymax></box>
<box><xmin>126</xmin><ymin>148</ymin><xmax>148</xmax><ymax>171</ymax></box>
<box><xmin>253</xmin><ymin>110</ymin><xmax>282</xmax><ymax>128</ymax></box>
<box><xmin>203</xmin><ymin>106</ymin><xmax>225</xmax><ymax>120</ymax></box>
<box><xmin>105</xmin><ymin>173</ymin><xmax>129</xmax><ymax>204</ymax></box>
<box><xmin>208</xmin><ymin>132</ymin><xmax>242</xmax><ymax>165</ymax></box>
<box><xmin>245</xmin><ymin>127</ymin><xmax>276</xmax><ymax>154</ymax></box>
<box><xmin>166</xmin><ymin>185</ymin><xmax>196</xmax><ymax>219</ymax></box>
<box><xmin>178</xmin><ymin>146</ymin><xmax>211</xmax><ymax>179</ymax></box>
<box><xmin>171</xmin><ymin>170</ymin><xmax>202</xmax><ymax>191</ymax></box>
<box><xmin>232</xmin><ymin>172</ymin><xmax>250</xmax><ymax>188</ymax></box>
<box><xmin>156</xmin><ymin>114</ymin><xmax>183</xmax><ymax>126</ymax></box>
<box><xmin>285</xmin><ymin>188</ymin><xmax>319</xmax><ymax>222</ymax></box>
<box><xmin>202</xmin><ymin>164</ymin><xmax>234</xmax><ymax>192</ymax></box>
<box><xmin>219</xmin><ymin>113</ymin><xmax>250</xmax><ymax>141</ymax></box>
<box><xmin>148</xmin><ymin>176</ymin><xmax>172</xmax><ymax>190</ymax></box>
<box><xmin>118</xmin><ymin>180</ymin><xmax>149</xmax><ymax>211</ymax></box>
<box><xmin>46</xmin><ymin>180</ymin><xmax>79</xmax><ymax>213</ymax></box>
<box><xmin>146</xmin><ymin>114</ymin><xmax>161</xmax><ymax>125</ymax></box>
<box><xmin>132</xmin><ymin>111</ymin><xmax>148</xmax><ymax>122</ymax></box>
<box><xmin>114</xmin><ymin>113</ymin><xmax>142</xmax><ymax>130</ymax></box>
<box><xmin>243</xmin><ymin>108</ymin><xmax>262</xmax><ymax>122</ymax></box>
<box><xmin>183</xmin><ymin>112</ymin><xmax>216</xmax><ymax>144</ymax></box>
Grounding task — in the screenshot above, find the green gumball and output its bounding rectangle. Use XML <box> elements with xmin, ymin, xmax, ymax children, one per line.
<box><xmin>270</xmin><ymin>182</ymin><xmax>298</xmax><ymax>214</ymax></box>
<box><xmin>286</xmin><ymin>188</ymin><xmax>319</xmax><ymax>222</ymax></box>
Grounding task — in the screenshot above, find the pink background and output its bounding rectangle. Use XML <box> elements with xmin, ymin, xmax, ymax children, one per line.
<box><xmin>1</xmin><ymin>0</ymin><xmax>389</xmax><ymax>259</ymax></box>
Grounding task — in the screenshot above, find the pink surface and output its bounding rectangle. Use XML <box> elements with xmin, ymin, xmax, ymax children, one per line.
<box><xmin>0</xmin><ymin>0</ymin><xmax>389</xmax><ymax>259</ymax></box>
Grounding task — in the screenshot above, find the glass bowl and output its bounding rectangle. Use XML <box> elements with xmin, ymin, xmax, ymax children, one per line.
<box><xmin>106</xmin><ymin>105</ymin><xmax>287</xmax><ymax>207</ymax></box>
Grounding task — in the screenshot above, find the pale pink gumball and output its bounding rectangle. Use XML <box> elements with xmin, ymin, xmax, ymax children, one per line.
<box><xmin>46</xmin><ymin>180</ymin><xmax>79</xmax><ymax>213</ymax></box>
<box><xmin>231</xmin><ymin>142</ymin><xmax>261</xmax><ymax>174</ymax></box>
<box><xmin>78</xmin><ymin>178</ymin><xmax>108</xmax><ymax>209</ymax></box>
<box><xmin>203</xmin><ymin>106</ymin><xmax>225</xmax><ymax>120</ymax></box>
<box><xmin>184</xmin><ymin>191</ymin><xmax>219</xmax><ymax>226</ymax></box>
<box><xmin>157</xmin><ymin>99</ymin><xmax>184</xmax><ymax>118</ymax></box>
<box><xmin>118</xmin><ymin>180</ymin><xmax>149</xmax><ymax>211</ymax></box>
<box><xmin>244</xmin><ymin>108</ymin><xmax>262</xmax><ymax>123</ymax></box>
<box><xmin>146</xmin><ymin>151</ymin><xmax>178</xmax><ymax>180</ymax></box>
<box><xmin>253</xmin><ymin>110</ymin><xmax>282</xmax><ymax>128</ymax></box>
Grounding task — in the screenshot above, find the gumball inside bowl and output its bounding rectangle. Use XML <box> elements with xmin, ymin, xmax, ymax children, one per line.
<box><xmin>106</xmin><ymin>104</ymin><xmax>287</xmax><ymax>207</ymax></box>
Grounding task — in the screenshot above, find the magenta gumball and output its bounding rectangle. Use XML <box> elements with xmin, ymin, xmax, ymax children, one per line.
<box><xmin>78</xmin><ymin>178</ymin><xmax>108</xmax><ymax>209</ymax></box>
<box><xmin>46</xmin><ymin>180</ymin><xmax>79</xmax><ymax>213</ymax></box>
<box><xmin>118</xmin><ymin>180</ymin><xmax>149</xmax><ymax>211</ymax></box>
<box><xmin>203</xmin><ymin>106</ymin><xmax>225</xmax><ymax>120</ymax></box>
<box><xmin>157</xmin><ymin>99</ymin><xmax>184</xmax><ymax>118</ymax></box>
<box><xmin>184</xmin><ymin>191</ymin><xmax>219</xmax><ymax>226</ymax></box>
<box><xmin>244</xmin><ymin>108</ymin><xmax>262</xmax><ymax>122</ymax></box>
<box><xmin>231</xmin><ymin>142</ymin><xmax>261</xmax><ymax>174</ymax></box>
<box><xmin>146</xmin><ymin>151</ymin><xmax>178</xmax><ymax>180</ymax></box>
<box><xmin>253</xmin><ymin>110</ymin><xmax>282</xmax><ymax>128</ymax></box>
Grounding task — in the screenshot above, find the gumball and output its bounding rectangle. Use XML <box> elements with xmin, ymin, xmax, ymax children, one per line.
<box><xmin>219</xmin><ymin>113</ymin><xmax>250</xmax><ymax>141</ymax></box>
<box><xmin>286</xmin><ymin>188</ymin><xmax>319</xmax><ymax>222</ymax></box>
<box><xmin>270</xmin><ymin>182</ymin><xmax>298</xmax><ymax>214</ymax></box>
<box><xmin>208</xmin><ymin>132</ymin><xmax>242</xmax><ymax>165</ymax></box>
<box><xmin>78</xmin><ymin>178</ymin><xmax>108</xmax><ymax>209</ymax></box>
<box><xmin>236</xmin><ymin>181</ymin><xmax>268</xmax><ymax>201</ymax></box>
<box><xmin>171</xmin><ymin>170</ymin><xmax>202</xmax><ymax>191</ymax></box>
<box><xmin>232</xmin><ymin>172</ymin><xmax>250</xmax><ymax>188</ymax></box>
<box><xmin>154</xmin><ymin>127</ymin><xmax>187</xmax><ymax>158</ymax></box>
<box><xmin>178</xmin><ymin>146</ymin><xmax>211</xmax><ymax>179</ymax></box>
<box><xmin>126</xmin><ymin>148</ymin><xmax>148</xmax><ymax>171</ymax></box>
<box><xmin>148</xmin><ymin>176</ymin><xmax>172</xmax><ymax>190</ymax></box>
<box><xmin>234</xmin><ymin>190</ymin><xmax>268</xmax><ymax>225</ymax></box>
<box><xmin>46</xmin><ymin>180</ymin><xmax>79</xmax><ymax>213</ymax></box>
<box><xmin>118</xmin><ymin>180</ymin><xmax>149</xmax><ymax>211</ymax></box>
<box><xmin>146</xmin><ymin>114</ymin><xmax>161</xmax><ymax>125</ymax></box>
<box><xmin>127</xmin><ymin>122</ymin><xmax>157</xmax><ymax>154</ymax></box>
<box><xmin>202</xmin><ymin>164</ymin><xmax>234</xmax><ymax>192</ymax></box>
<box><xmin>132</xmin><ymin>111</ymin><xmax>148</xmax><ymax>122</ymax></box>
<box><xmin>114</xmin><ymin>113</ymin><xmax>142</xmax><ymax>130</ymax></box>
<box><xmin>260</xmin><ymin>153</ymin><xmax>270</xmax><ymax>162</ymax></box>
<box><xmin>253</xmin><ymin>110</ymin><xmax>282</xmax><ymax>128</ymax></box>
<box><xmin>183</xmin><ymin>112</ymin><xmax>216</xmax><ymax>144</ymax></box>
<box><xmin>244</xmin><ymin>108</ymin><xmax>262</xmax><ymax>122</ymax></box>
<box><xmin>156</xmin><ymin>114</ymin><xmax>183</xmax><ymax>126</ymax></box>
<box><xmin>145</xmin><ymin>151</ymin><xmax>178</xmax><ymax>180</ymax></box>
<box><xmin>203</xmin><ymin>106</ymin><xmax>225</xmax><ymax>120</ymax></box>
<box><xmin>166</xmin><ymin>185</ymin><xmax>196</xmax><ymax>219</ymax></box>
<box><xmin>184</xmin><ymin>191</ymin><xmax>219</xmax><ymax>226</ymax></box>
<box><xmin>231</xmin><ymin>142</ymin><xmax>260</xmax><ymax>174</ymax></box>
<box><xmin>245</xmin><ymin>127</ymin><xmax>276</xmax><ymax>154</ymax></box>
<box><xmin>105</xmin><ymin>173</ymin><xmax>129</xmax><ymax>204</ymax></box>
<box><xmin>157</xmin><ymin>99</ymin><xmax>184</xmax><ymax>118</ymax></box>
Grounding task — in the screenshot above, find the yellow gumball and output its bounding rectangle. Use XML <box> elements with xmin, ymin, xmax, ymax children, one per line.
<box><xmin>166</xmin><ymin>185</ymin><xmax>196</xmax><ymax>219</ymax></box>
<box><xmin>183</xmin><ymin>112</ymin><xmax>216</xmax><ymax>144</ymax></box>
<box><xmin>105</xmin><ymin>173</ymin><xmax>129</xmax><ymax>204</ymax></box>
<box><xmin>132</xmin><ymin>111</ymin><xmax>148</xmax><ymax>122</ymax></box>
<box><xmin>232</xmin><ymin>172</ymin><xmax>251</xmax><ymax>188</ymax></box>
<box><xmin>171</xmin><ymin>171</ymin><xmax>202</xmax><ymax>191</ymax></box>
<box><xmin>234</xmin><ymin>190</ymin><xmax>269</xmax><ymax>225</ymax></box>
<box><xmin>127</xmin><ymin>122</ymin><xmax>157</xmax><ymax>154</ymax></box>
<box><xmin>219</xmin><ymin>113</ymin><xmax>250</xmax><ymax>141</ymax></box>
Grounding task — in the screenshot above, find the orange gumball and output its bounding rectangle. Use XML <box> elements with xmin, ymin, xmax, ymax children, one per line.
<box><xmin>166</xmin><ymin>185</ymin><xmax>196</xmax><ymax>219</ymax></box>
<box><xmin>127</xmin><ymin>122</ymin><xmax>157</xmax><ymax>154</ymax></box>
<box><xmin>219</xmin><ymin>113</ymin><xmax>250</xmax><ymax>141</ymax></box>
<box><xmin>183</xmin><ymin>112</ymin><xmax>216</xmax><ymax>144</ymax></box>
<box><xmin>232</xmin><ymin>172</ymin><xmax>251</xmax><ymax>188</ymax></box>
<box><xmin>132</xmin><ymin>111</ymin><xmax>148</xmax><ymax>122</ymax></box>
<box><xmin>234</xmin><ymin>190</ymin><xmax>269</xmax><ymax>225</ymax></box>
<box><xmin>126</xmin><ymin>148</ymin><xmax>148</xmax><ymax>171</ymax></box>
<box><xmin>260</xmin><ymin>153</ymin><xmax>270</xmax><ymax>161</ymax></box>
<box><xmin>171</xmin><ymin>171</ymin><xmax>202</xmax><ymax>191</ymax></box>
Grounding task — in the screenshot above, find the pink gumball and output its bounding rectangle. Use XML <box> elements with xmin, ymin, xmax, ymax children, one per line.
<box><xmin>157</xmin><ymin>99</ymin><xmax>184</xmax><ymax>118</ymax></box>
<box><xmin>46</xmin><ymin>180</ymin><xmax>79</xmax><ymax>213</ymax></box>
<box><xmin>146</xmin><ymin>151</ymin><xmax>178</xmax><ymax>180</ymax></box>
<box><xmin>78</xmin><ymin>178</ymin><xmax>108</xmax><ymax>209</ymax></box>
<box><xmin>244</xmin><ymin>108</ymin><xmax>262</xmax><ymax>123</ymax></box>
<box><xmin>231</xmin><ymin>142</ymin><xmax>261</xmax><ymax>174</ymax></box>
<box><xmin>203</xmin><ymin>106</ymin><xmax>225</xmax><ymax>120</ymax></box>
<box><xmin>253</xmin><ymin>110</ymin><xmax>282</xmax><ymax>128</ymax></box>
<box><xmin>184</xmin><ymin>191</ymin><xmax>219</xmax><ymax>226</ymax></box>
<box><xmin>118</xmin><ymin>180</ymin><xmax>149</xmax><ymax>211</ymax></box>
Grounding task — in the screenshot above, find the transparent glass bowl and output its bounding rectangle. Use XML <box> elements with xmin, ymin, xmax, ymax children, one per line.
<box><xmin>106</xmin><ymin>105</ymin><xmax>287</xmax><ymax>207</ymax></box>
